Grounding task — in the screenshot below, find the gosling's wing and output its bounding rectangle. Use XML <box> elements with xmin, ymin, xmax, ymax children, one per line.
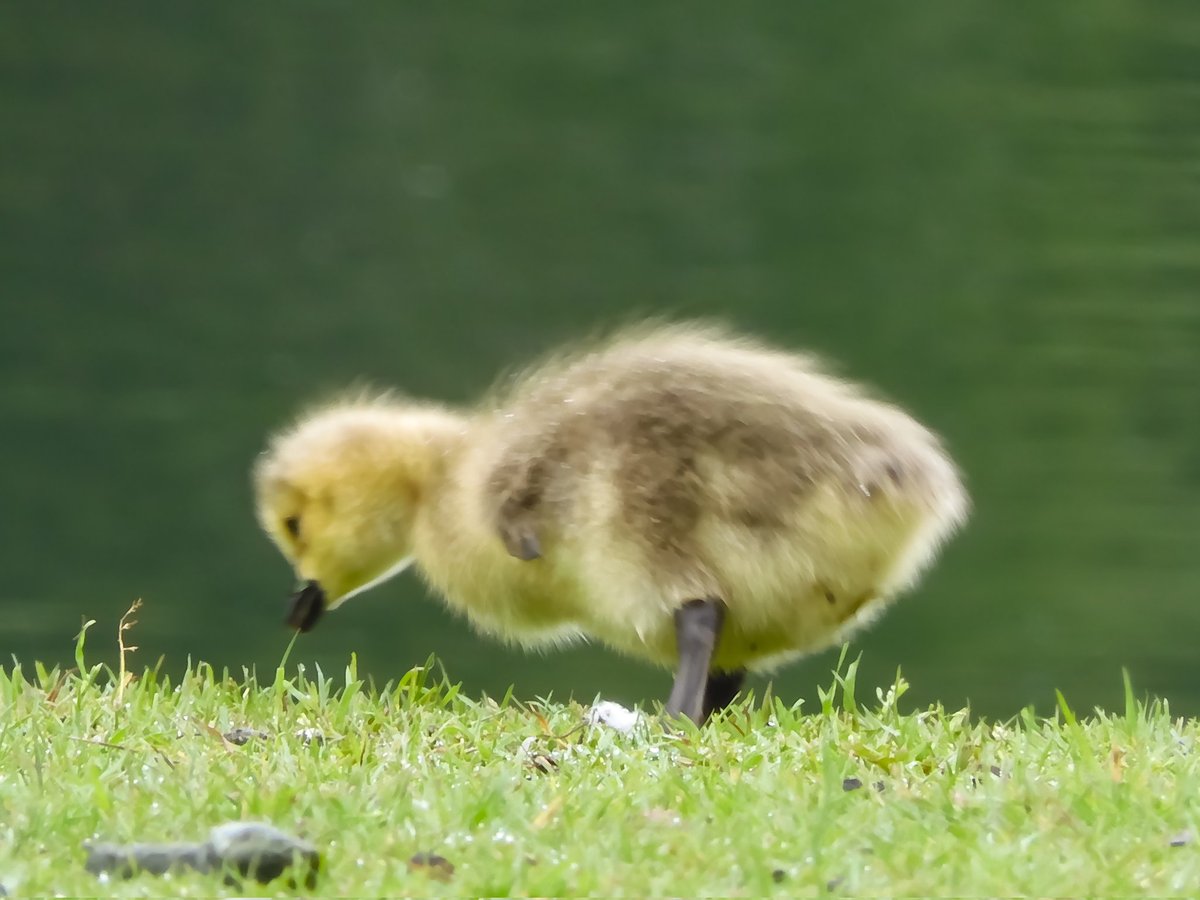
<box><xmin>498</xmin><ymin>519</ymin><xmax>542</xmax><ymax>561</ymax></box>
<box><xmin>484</xmin><ymin>446</ymin><xmax>553</xmax><ymax>562</ymax></box>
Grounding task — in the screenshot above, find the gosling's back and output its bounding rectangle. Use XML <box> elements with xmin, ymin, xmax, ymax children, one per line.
<box><xmin>419</xmin><ymin>325</ymin><xmax>967</xmax><ymax>671</ymax></box>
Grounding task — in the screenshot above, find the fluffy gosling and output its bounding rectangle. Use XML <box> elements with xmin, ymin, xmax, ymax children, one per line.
<box><xmin>255</xmin><ymin>323</ymin><xmax>968</xmax><ymax>723</ymax></box>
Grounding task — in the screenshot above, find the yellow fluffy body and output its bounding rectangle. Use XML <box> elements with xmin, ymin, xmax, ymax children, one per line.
<box><xmin>255</xmin><ymin>324</ymin><xmax>968</xmax><ymax>675</ymax></box>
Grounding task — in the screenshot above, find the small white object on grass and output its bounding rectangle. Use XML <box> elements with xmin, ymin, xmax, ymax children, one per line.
<box><xmin>587</xmin><ymin>700</ymin><xmax>642</xmax><ymax>733</ymax></box>
<box><xmin>294</xmin><ymin>727</ymin><xmax>325</xmax><ymax>745</ymax></box>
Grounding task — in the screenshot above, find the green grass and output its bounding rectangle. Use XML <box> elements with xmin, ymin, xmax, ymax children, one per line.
<box><xmin>2</xmin><ymin>629</ymin><xmax>1199</xmax><ymax>897</ymax></box>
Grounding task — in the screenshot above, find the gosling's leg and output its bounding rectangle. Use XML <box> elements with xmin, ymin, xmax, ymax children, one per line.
<box><xmin>665</xmin><ymin>598</ymin><xmax>725</xmax><ymax>723</ymax></box>
<box><xmin>703</xmin><ymin>669</ymin><xmax>746</xmax><ymax>720</ymax></box>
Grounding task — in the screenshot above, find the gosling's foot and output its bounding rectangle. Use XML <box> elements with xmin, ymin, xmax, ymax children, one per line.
<box><xmin>703</xmin><ymin>668</ymin><xmax>746</xmax><ymax>721</ymax></box>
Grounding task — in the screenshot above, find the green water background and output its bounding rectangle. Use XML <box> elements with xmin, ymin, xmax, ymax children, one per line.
<box><xmin>3</xmin><ymin>5</ymin><xmax>1198</xmax><ymax>716</ymax></box>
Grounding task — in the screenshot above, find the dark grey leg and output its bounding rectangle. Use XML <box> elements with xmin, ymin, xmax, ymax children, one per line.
<box><xmin>703</xmin><ymin>669</ymin><xmax>746</xmax><ymax>720</ymax></box>
<box><xmin>665</xmin><ymin>598</ymin><xmax>726</xmax><ymax>723</ymax></box>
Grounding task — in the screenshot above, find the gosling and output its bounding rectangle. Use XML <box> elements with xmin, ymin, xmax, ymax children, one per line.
<box><xmin>255</xmin><ymin>323</ymin><xmax>968</xmax><ymax>723</ymax></box>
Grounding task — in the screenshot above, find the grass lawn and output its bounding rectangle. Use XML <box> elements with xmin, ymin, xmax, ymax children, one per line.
<box><xmin>2</xmin><ymin>622</ymin><xmax>1198</xmax><ymax>897</ymax></box>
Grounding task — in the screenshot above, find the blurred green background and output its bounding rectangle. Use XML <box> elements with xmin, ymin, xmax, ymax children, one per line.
<box><xmin>3</xmin><ymin>5</ymin><xmax>1198</xmax><ymax>717</ymax></box>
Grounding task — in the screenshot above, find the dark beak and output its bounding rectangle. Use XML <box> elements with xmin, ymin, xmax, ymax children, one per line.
<box><xmin>286</xmin><ymin>580</ymin><xmax>326</xmax><ymax>632</ymax></box>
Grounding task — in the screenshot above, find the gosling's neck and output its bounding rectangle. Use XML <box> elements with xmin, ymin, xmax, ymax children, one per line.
<box><xmin>380</xmin><ymin>405</ymin><xmax>471</xmax><ymax>498</ymax></box>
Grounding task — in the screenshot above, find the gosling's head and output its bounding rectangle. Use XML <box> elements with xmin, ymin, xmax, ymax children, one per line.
<box><xmin>254</xmin><ymin>398</ymin><xmax>463</xmax><ymax>632</ymax></box>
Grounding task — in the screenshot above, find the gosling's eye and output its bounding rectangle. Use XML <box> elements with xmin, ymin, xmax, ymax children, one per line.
<box><xmin>283</xmin><ymin>516</ymin><xmax>301</xmax><ymax>539</ymax></box>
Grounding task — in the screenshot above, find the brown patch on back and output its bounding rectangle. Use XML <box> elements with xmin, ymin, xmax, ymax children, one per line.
<box><xmin>598</xmin><ymin>383</ymin><xmax>705</xmax><ymax>553</ymax></box>
<box><xmin>482</xmin><ymin>331</ymin><xmax>946</xmax><ymax>571</ymax></box>
<box><xmin>733</xmin><ymin>507</ymin><xmax>784</xmax><ymax>529</ymax></box>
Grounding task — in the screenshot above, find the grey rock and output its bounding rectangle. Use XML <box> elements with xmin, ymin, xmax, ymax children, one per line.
<box><xmin>84</xmin><ymin>821</ymin><xmax>319</xmax><ymax>888</ymax></box>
